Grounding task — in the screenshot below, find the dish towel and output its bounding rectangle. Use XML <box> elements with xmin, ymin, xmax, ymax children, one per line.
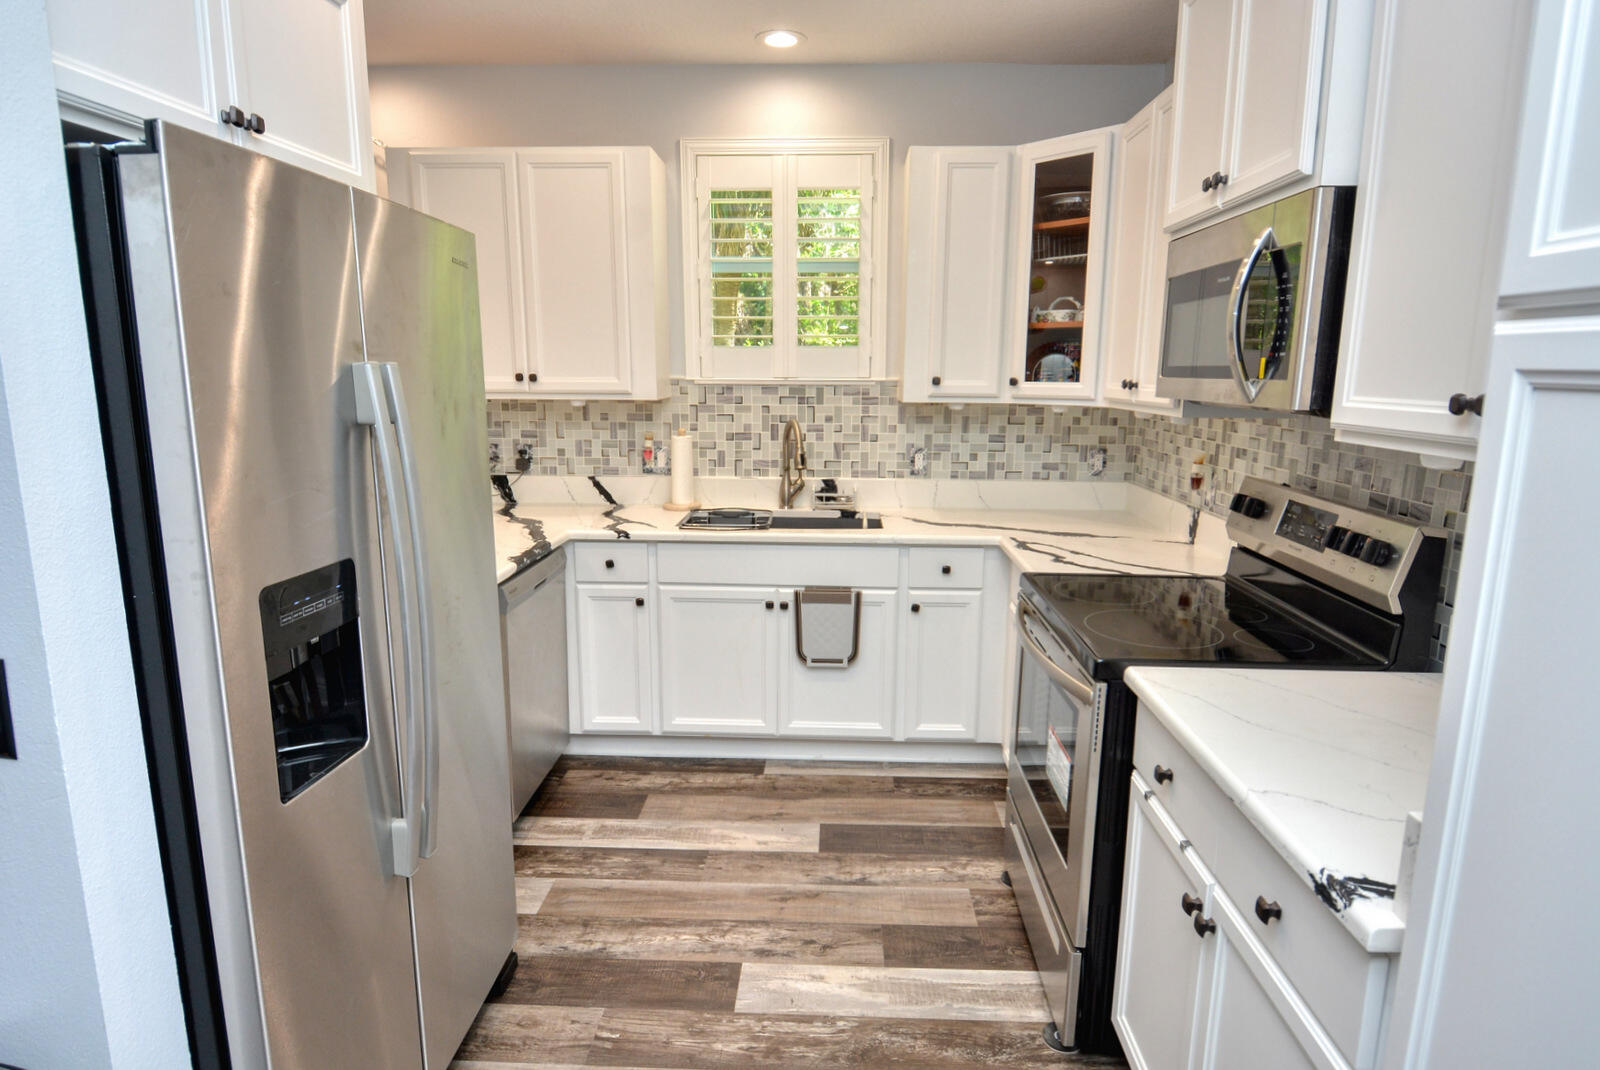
<box><xmin>794</xmin><ymin>587</ymin><xmax>861</xmax><ymax>668</ymax></box>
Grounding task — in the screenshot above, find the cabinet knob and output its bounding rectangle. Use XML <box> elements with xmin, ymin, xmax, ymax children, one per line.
<box><xmin>941</xmin><ymin>565</ymin><xmax>952</xmax><ymax>575</ymax></box>
<box><xmin>1254</xmin><ymin>896</ymin><xmax>1283</xmax><ymax>925</ymax></box>
<box><xmin>911</xmin><ymin>603</ymin><xmax>922</xmax><ymax>613</ymax></box>
<box><xmin>514</xmin><ymin>372</ymin><xmax>525</xmax><ymax>382</ymax></box>
<box><xmin>605</xmin><ymin>558</ymin><xmax>615</xmax><ymax>568</ymax></box>
<box><xmin>1181</xmin><ymin>892</ymin><xmax>1203</xmax><ymax>916</ymax></box>
<box><xmin>1447</xmin><ymin>392</ymin><xmax>1485</xmax><ymax>417</ymax></box>
<box><xmin>1200</xmin><ymin>174</ymin><xmax>1213</xmax><ymax>192</ymax></box>
<box><xmin>1128</xmin><ymin>380</ymin><xmax>1138</xmax><ymax>390</ymax></box>
<box><xmin>779</xmin><ymin>601</ymin><xmax>789</xmax><ymax>610</ymax></box>
<box><xmin>634</xmin><ymin>596</ymin><xmax>645</xmax><ymax>607</ymax></box>
<box><xmin>1193</xmin><ymin>913</ymin><xmax>1217</xmax><ymax>938</ymax></box>
<box><xmin>1213</xmin><ymin>171</ymin><xmax>1228</xmax><ymax>188</ymax></box>
<box><xmin>529</xmin><ymin>372</ymin><xmax>538</xmax><ymax>383</ymax></box>
<box><xmin>765</xmin><ymin>600</ymin><xmax>775</xmax><ymax>610</ymax></box>
<box><xmin>931</xmin><ymin>376</ymin><xmax>942</xmax><ymax>386</ymax></box>
<box><xmin>245</xmin><ymin>113</ymin><xmax>266</xmax><ymax>135</ymax></box>
<box><xmin>1009</xmin><ymin>377</ymin><xmax>1019</xmax><ymax>387</ymax></box>
<box><xmin>1152</xmin><ymin>764</ymin><xmax>1174</xmax><ymax>785</ymax></box>
<box><xmin>219</xmin><ymin>105</ymin><xmax>246</xmax><ymax>128</ymax></box>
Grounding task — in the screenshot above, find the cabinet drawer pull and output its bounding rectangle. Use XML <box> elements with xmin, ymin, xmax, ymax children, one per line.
<box><xmin>605</xmin><ymin>559</ymin><xmax>615</xmax><ymax>568</ymax></box>
<box><xmin>765</xmin><ymin>600</ymin><xmax>775</xmax><ymax>610</ymax></box>
<box><xmin>634</xmin><ymin>596</ymin><xmax>645</xmax><ymax>607</ymax></box>
<box><xmin>1181</xmin><ymin>892</ymin><xmax>1202</xmax><ymax>916</ymax></box>
<box><xmin>1152</xmin><ymin>764</ymin><xmax>1174</xmax><ymax>785</ymax></box>
<box><xmin>911</xmin><ymin>603</ymin><xmax>922</xmax><ymax>613</ymax></box>
<box><xmin>1447</xmin><ymin>392</ymin><xmax>1485</xmax><ymax>417</ymax></box>
<box><xmin>245</xmin><ymin>113</ymin><xmax>266</xmax><ymax>135</ymax></box>
<box><xmin>941</xmin><ymin>565</ymin><xmax>952</xmax><ymax>575</ymax></box>
<box><xmin>1254</xmin><ymin>896</ymin><xmax>1283</xmax><ymax>925</ymax></box>
<box><xmin>1192</xmin><ymin>913</ymin><xmax>1216</xmax><ymax>938</ymax></box>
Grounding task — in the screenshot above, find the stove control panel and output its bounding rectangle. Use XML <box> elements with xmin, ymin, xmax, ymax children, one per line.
<box><xmin>1223</xmin><ymin>477</ymin><xmax>1444</xmax><ymax>614</ymax></box>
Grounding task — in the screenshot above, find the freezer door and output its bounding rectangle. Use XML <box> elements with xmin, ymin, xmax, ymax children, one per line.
<box><xmin>127</xmin><ymin>125</ymin><xmax>424</xmax><ymax>1067</ymax></box>
<box><xmin>352</xmin><ymin>191</ymin><xmax>517</xmax><ymax>1069</ymax></box>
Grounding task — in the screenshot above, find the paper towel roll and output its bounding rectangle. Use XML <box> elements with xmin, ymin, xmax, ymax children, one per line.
<box><xmin>670</xmin><ymin>429</ymin><xmax>694</xmax><ymax>506</ymax></box>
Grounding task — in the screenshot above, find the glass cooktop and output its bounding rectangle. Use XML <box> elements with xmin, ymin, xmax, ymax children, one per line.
<box><xmin>1020</xmin><ymin>570</ymin><xmax>1390</xmax><ymax>682</ymax></box>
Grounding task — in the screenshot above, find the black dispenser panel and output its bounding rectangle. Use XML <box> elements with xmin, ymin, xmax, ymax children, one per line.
<box><xmin>259</xmin><ymin>561</ymin><xmax>368</xmax><ymax>802</ymax></box>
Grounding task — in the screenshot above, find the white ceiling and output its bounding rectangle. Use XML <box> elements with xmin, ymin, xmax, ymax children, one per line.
<box><xmin>364</xmin><ymin>0</ymin><xmax>1178</xmax><ymax>67</ymax></box>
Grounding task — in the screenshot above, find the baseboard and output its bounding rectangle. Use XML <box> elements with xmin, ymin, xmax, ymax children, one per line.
<box><xmin>562</xmin><ymin>734</ymin><xmax>1005</xmax><ymax>765</ymax></box>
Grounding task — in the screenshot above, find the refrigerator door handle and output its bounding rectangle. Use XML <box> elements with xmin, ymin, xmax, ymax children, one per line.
<box><xmin>353</xmin><ymin>363</ymin><xmax>424</xmax><ymax>877</ymax></box>
<box><xmin>379</xmin><ymin>362</ymin><xmax>440</xmax><ymax>860</ymax></box>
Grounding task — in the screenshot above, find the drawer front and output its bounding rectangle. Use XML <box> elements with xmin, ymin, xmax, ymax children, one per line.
<box><xmin>573</xmin><ymin>542</ymin><xmax>649</xmax><ymax>583</ymax></box>
<box><xmin>1132</xmin><ymin>704</ymin><xmax>1234</xmax><ymax>862</ymax></box>
<box><xmin>907</xmin><ymin>546</ymin><xmax>986</xmax><ymax>588</ymax></box>
<box><xmin>1208</xmin><ymin>801</ymin><xmax>1388</xmax><ymax>1067</ymax></box>
<box><xmin>656</xmin><ymin>543</ymin><xmax>899</xmax><ymax>588</ymax></box>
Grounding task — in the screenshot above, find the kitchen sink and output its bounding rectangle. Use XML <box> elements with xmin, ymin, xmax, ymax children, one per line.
<box><xmin>677</xmin><ymin>508</ymin><xmax>883</xmax><ymax>531</ymax></box>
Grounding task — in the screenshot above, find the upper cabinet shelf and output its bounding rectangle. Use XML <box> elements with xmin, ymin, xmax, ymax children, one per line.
<box><xmin>1034</xmin><ymin>218</ymin><xmax>1091</xmax><ymax>233</ymax></box>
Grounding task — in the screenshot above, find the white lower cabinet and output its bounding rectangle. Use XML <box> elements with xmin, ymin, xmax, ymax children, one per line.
<box><xmin>902</xmin><ymin>589</ymin><xmax>985</xmax><ymax>738</ymax></box>
<box><xmin>1201</xmin><ymin>897</ymin><xmax>1321</xmax><ymax>1070</ymax></box>
<box><xmin>780</xmin><ymin>589</ymin><xmax>899</xmax><ymax>738</ymax></box>
<box><xmin>659</xmin><ymin>585</ymin><xmax>781</xmax><ymax>735</ymax></box>
<box><xmin>573</xmin><ymin>583</ymin><xmax>653</xmax><ymax>732</ymax></box>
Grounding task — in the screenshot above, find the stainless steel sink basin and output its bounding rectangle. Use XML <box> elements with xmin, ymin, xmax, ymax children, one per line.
<box><xmin>677</xmin><ymin>508</ymin><xmax>882</xmax><ymax>531</ymax></box>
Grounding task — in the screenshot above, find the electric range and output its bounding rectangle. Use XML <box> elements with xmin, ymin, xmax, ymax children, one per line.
<box><xmin>1006</xmin><ymin>477</ymin><xmax>1446</xmax><ymax>1056</ymax></box>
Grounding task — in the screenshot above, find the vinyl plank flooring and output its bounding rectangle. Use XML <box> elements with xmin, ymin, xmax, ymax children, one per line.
<box><xmin>555</xmin><ymin>769</ymin><xmax>900</xmax><ymax>796</ymax></box>
<box><xmin>764</xmin><ymin>759</ymin><xmax>1007</xmax><ymax>779</ymax></box>
<box><xmin>514</xmin><ymin>845</ymin><xmax>710</xmax><ymax>882</ymax></box>
<box><xmin>518</xmin><ymin>915</ymin><xmax>885</xmax><ymax>966</ymax></box>
<box><xmin>497</xmin><ymin>955</ymin><xmax>741</xmax><ymax>1012</ymax></box>
<box><xmin>734</xmin><ymin>963</ymin><xmax>1049</xmax><ymax>1022</ymax></box>
<box><xmin>696</xmin><ymin>849</ymin><xmax>1008</xmax><ymax>888</ymax></box>
<box><xmin>554</xmin><ymin>755</ymin><xmax>767</xmax><ymax>775</ymax></box>
<box><xmin>537</xmin><ymin>879</ymin><xmax>979</xmax><ymax>927</ymax></box>
<box><xmin>641</xmin><ymin>793</ymin><xmax>1003</xmax><ymax>827</ymax></box>
<box><xmin>585</xmin><ymin>1009</ymin><xmax>1124</xmax><ymax>1069</ymax></box>
<box><xmin>818</xmin><ymin>823</ymin><xmax>1006</xmax><ymax>857</ymax></box>
<box><xmin>513</xmin><ymin>817</ymin><xmax>820</xmax><ymax>853</ymax></box>
<box><xmin>526</xmin><ymin>790</ymin><xmax>648</xmax><ymax>820</ymax></box>
<box><xmin>881</xmin><ymin>922</ymin><xmax>1037</xmax><ymax>971</ymax></box>
<box><xmin>515</xmin><ymin>877</ymin><xmax>553</xmax><ymax>915</ymax></box>
<box><xmin>889</xmin><ymin>776</ymin><xmax>1009</xmax><ymax>799</ymax></box>
<box><xmin>451</xmin><ymin>1005</ymin><xmax>603</xmax><ymax>1065</ymax></box>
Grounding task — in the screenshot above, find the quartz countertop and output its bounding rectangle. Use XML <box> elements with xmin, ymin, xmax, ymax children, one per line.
<box><xmin>1123</xmin><ymin>666</ymin><xmax>1441</xmax><ymax>952</ymax></box>
<box><xmin>490</xmin><ymin>476</ymin><xmax>1232</xmax><ymax>584</ymax></box>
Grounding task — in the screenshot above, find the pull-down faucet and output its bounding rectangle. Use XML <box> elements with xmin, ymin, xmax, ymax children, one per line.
<box><xmin>780</xmin><ymin>418</ymin><xmax>807</xmax><ymax>508</ymax></box>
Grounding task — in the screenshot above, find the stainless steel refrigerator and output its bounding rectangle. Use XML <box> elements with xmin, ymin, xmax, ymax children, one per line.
<box><xmin>67</xmin><ymin>122</ymin><xmax>515</xmax><ymax>1069</ymax></box>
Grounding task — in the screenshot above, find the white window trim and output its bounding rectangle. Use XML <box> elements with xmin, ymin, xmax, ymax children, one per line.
<box><xmin>679</xmin><ymin>137</ymin><xmax>890</xmax><ymax>382</ymax></box>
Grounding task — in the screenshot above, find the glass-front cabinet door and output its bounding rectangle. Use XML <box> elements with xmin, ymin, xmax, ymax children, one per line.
<box><xmin>1009</xmin><ymin>128</ymin><xmax>1115</xmax><ymax>402</ymax></box>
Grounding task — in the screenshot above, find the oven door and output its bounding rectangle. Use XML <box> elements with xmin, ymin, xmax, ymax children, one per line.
<box><xmin>1008</xmin><ymin>595</ymin><xmax>1105</xmax><ymax>950</ymax></box>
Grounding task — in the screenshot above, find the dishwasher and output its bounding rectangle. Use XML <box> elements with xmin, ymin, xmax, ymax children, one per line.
<box><xmin>499</xmin><ymin>547</ymin><xmax>570</xmax><ymax>818</ymax></box>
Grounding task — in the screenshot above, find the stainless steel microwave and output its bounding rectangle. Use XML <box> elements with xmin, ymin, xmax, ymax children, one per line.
<box><xmin>1156</xmin><ymin>186</ymin><xmax>1354</xmax><ymax>414</ymax></box>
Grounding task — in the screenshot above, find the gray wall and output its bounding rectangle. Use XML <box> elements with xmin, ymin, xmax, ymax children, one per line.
<box><xmin>369</xmin><ymin>62</ymin><xmax>1171</xmax><ymax>375</ymax></box>
<box><xmin>0</xmin><ymin>0</ymin><xmax>190</xmax><ymax>1064</ymax></box>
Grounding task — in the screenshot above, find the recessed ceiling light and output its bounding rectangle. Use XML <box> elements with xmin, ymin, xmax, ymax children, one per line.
<box><xmin>759</xmin><ymin>29</ymin><xmax>804</xmax><ymax>49</ymax></box>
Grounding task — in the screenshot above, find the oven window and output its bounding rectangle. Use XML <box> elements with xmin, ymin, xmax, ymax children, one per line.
<box><xmin>1013</xmin><ymin>626</ymin><xmax>1094</xmax><ymax>868</ymax></box>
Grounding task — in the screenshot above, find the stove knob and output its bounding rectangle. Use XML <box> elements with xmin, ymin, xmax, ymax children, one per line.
<box><xmin>1359</xmin><ymin>538</ymin><xmax>1394</xmax><ymax>567</ymax></box>
<box><xmin>1242</xmin><ymin>496</ymin><xmax>1269</xmax><ymax>519</ymax></box>
<box><xmin>1342</xmin><ymin>533</ymin><xmax>1369</xmax><ymax>558</ymax></box>
<box><xmin>1324</xmin><ymin>525</ymin><xmax>1351</xmax><ymax>551</ymax></box>
<box><xmin>1228</xmin><ymin>492</ymin><xmax>1248</xmax><ymax>514</ymax></box>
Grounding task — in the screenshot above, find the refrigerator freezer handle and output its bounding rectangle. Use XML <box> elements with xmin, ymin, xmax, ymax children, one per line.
<box><xmin>380</xmin><ymin>363</ymin><xmax>440</xmax><ymax>860</ymax></box>
<box><xmin>353</xmin><ymin>363</ymin><xmax>424</xmax><ymax>877</ymax></box>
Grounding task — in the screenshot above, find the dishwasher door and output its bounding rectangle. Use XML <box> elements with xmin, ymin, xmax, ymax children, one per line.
<box><xmin>500</xmin><ymin>548</ymin><xmax>570</xmax><ymax>818</ymax></box>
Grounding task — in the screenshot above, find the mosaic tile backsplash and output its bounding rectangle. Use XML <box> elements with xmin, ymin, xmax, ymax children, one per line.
<box><xmin>486</xmin><ymin>386</ymin><xmax>1470</xmax><ymax>663</ymax></box>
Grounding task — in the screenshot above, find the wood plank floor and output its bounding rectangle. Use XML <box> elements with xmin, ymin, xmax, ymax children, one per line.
<box><xmin>452</xmin><ymin>755</ymin><xmax>1125</xmax><ymax>1068</ymax></box>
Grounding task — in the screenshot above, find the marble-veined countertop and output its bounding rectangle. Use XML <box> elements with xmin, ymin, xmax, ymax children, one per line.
<box><xmin>1124</xmin><ymin>665</ymin><xmax>1440</xmax><ymax>952</ymax></box>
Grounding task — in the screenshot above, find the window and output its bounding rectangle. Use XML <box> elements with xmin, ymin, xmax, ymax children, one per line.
<box><xmin>683</xmin><ymin>139</ymin><xmax>888</xmax><ymax>380</ymax></box>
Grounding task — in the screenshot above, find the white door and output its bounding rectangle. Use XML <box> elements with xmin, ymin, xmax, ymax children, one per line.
<box><xmin>405</xmin><ymin>152</ymin><xmax>526</xmax><ymax>393</ymax></box>
<box><xmin>224</xmin><ymin>0</ymin><xmax>374</xmax><ymax>189</ymax></box>
<box><xmin>517</xmin><ymin>149</ymin><xmax>633</xmax><ymax>394</ymax></box>
<box><xmin>780</xmin><ymin>589</ymin><xmax>898</xmax><ymax>738</ymax></box>
<box><xmin>902</xmin><ymin>147</ymin><xmax>1013</xmax><ymax>401</ymax></box>
<box><xmin>48</xmin><ymin>0</ymin><xmax>229</xmax><ymax>138</ymax></box>
<box><xmin>1198</xmin><ymin>898</ymin><xmax>1325</xmax><ymax>1070</ymax></box>
<box><xmin>1010</xmin><ymin>128</ymin><xmax>1116</xmax><ymax>403</ymax></box>
<box><xmin>658</xmin><ymin>585</ymin><xmax>779</xmax><ymax>735</ymax></box>
<box><xmin>1220</xmin><ymin>0</ymin><xmax>1327</xmax><ymax>208</ymax></box>
<box><xmin>1329</xmin><ymin>0</ymin><xmax>1528</xmax><ymax>463</ymax></box>
<box><xmin>1112</xmin><ymin>782</ymin><xmax>1209</xmax><ymax>1070</ymax></box>
<box><xmin>574</xmin><ymin>584</ymin><xmax>653</xmax><ymax>732</ymax></box>
<box><xmin>1166</xmin><ymin>0</ymin><xmax>1236</xmax><ymax>229</ymax></box>
<box><xmin>1499</xmin><ymin>0</ymin><xmax>1600</xmax><ymax>303</ymax></box>
<box><xmin>902</xmin><ymin>590</ymin><xmax>983</xmax><ymax>739</ymax></box>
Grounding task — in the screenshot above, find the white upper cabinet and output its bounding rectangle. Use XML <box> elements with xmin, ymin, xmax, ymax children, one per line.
<box><xmin>1103</xmin><ymin>89</ymin><xmax>1178</xmax><ymax>413</ymax></box>
<box><xmin>391</xmin><ymin>146</ymin><xmax>670</xmax><ymax>401</ymax></box>
<box><xmin>1499</xmin><ymin>0</ymin><xmax>1600</xmax><ymax>305</ymax></box>
<box><xmin>1331</xmin><ymin>0</ymin><xmax>1531</xmax><ymax>464</ymax></box>
<box><xmin>900</xmin><ymin>147</ymin><xmax>1014</xmax><ymax>403</ymax></box>
<box><xmin>1009</xmin><ymin>128</ymin><xmax>1116</xmax><ymax>403</ymax></box>
<box><xmin>49</xmin><ymin>0</ymin><xmax>374</xmax><ymax>190</ymax></box>
<box><xmin>1165</xmin><ymin>0</ymin><xmax>1371</xmax><ymax>232</ymax></box>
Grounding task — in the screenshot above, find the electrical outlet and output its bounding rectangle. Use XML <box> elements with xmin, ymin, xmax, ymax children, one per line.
<box><xmin>514</xmin><ymin>445</ymin><xmax>532</xmax><ymax>474</ymax></box>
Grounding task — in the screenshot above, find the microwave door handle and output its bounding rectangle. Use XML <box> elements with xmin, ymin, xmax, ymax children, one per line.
<box><xmin>353</xmin><ymin>363</ymin><xmax>423</xmax><ymax>878</ymax></box>
<box><xmin>1229</xmin><ymin>226</ymin><xmax>1276</xmax><ymax>403</ymax></box>
<box><xmin>1016</xmin><ymin>600</ymin><xmax>1095</xmax><ymax>704</ymax></box>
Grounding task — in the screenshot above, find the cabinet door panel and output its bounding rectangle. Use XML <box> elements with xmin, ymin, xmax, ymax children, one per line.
<box><xmin>518</xmin><ymin>150</ymin><xmax>633</xmax><ymax>394</ymax></box>
<box><xmin>1104</xmin><ymin>101</ymin><xmax>1157</xmax><ymax>407</ymax></box>
<box><xmin>226</xmin><ymin>0</ymin><xmax>372</xmax><ymax>188</ymax></box>
<box><xmin>49</xmin><ymin>0</ymin><xmax>227</xmax><ymax>135</ymax></box>
<box><xmin>575</xmin><ymin>585</ymin><xmax>653</xmax><ymax>732</ymax></box>
<box><xmin>1201</xmin><ymin>922</ymin><xmax>1321</xmax><ymax>1070</ymax></box>
<box><xmin>659</xmin><ymin>586</ymin><xmax>778</xmax><ymax>735</ymax></box>
<box><xmin>902</xmin><ymin>148</ymin><xmax>1012</xmax><ymax>401</ymax></box>
<box><xmin>903</xmin><ymin>589</ymin><xmax>982</xmax><ymax>739</ymax></box>
<box><xmin>1223</xmin><ymin>0</ymin><xmax>1326</xmax><ymax>206</ymax></box>
<box><xmin>781</xmin><ymin>589</ymin><xmax>898</xmax><ymax>738</ymax></box>
<box><xmin>1135</xmin><ymin>93</ymin><xmax>1180</xmax><ymax>409</ymax></box>
<box><xmin>1166</xmin><ymin>0</ymin><xmax>1234</xmax><ymax>229</ymax></box>
<box><xmin>407</xmin><ymin>153</ymin><xmax>525</xmax><ymax>393</ymax></box>
<box><xmin>1113</xmin><ymin>782</ymin><xmax>1208</xmax><ymax>1070</ymax></box>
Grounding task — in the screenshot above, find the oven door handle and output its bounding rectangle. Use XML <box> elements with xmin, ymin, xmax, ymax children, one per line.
<box><xmin>1229</xmin><ymin>225</ymin><xmax>1277</xmax><ymax>403</ymax></box>
<box><xmin>1016</xmin><ymin>600</ymin><xmax>1096</xmax><ymax>705</ymax></box>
